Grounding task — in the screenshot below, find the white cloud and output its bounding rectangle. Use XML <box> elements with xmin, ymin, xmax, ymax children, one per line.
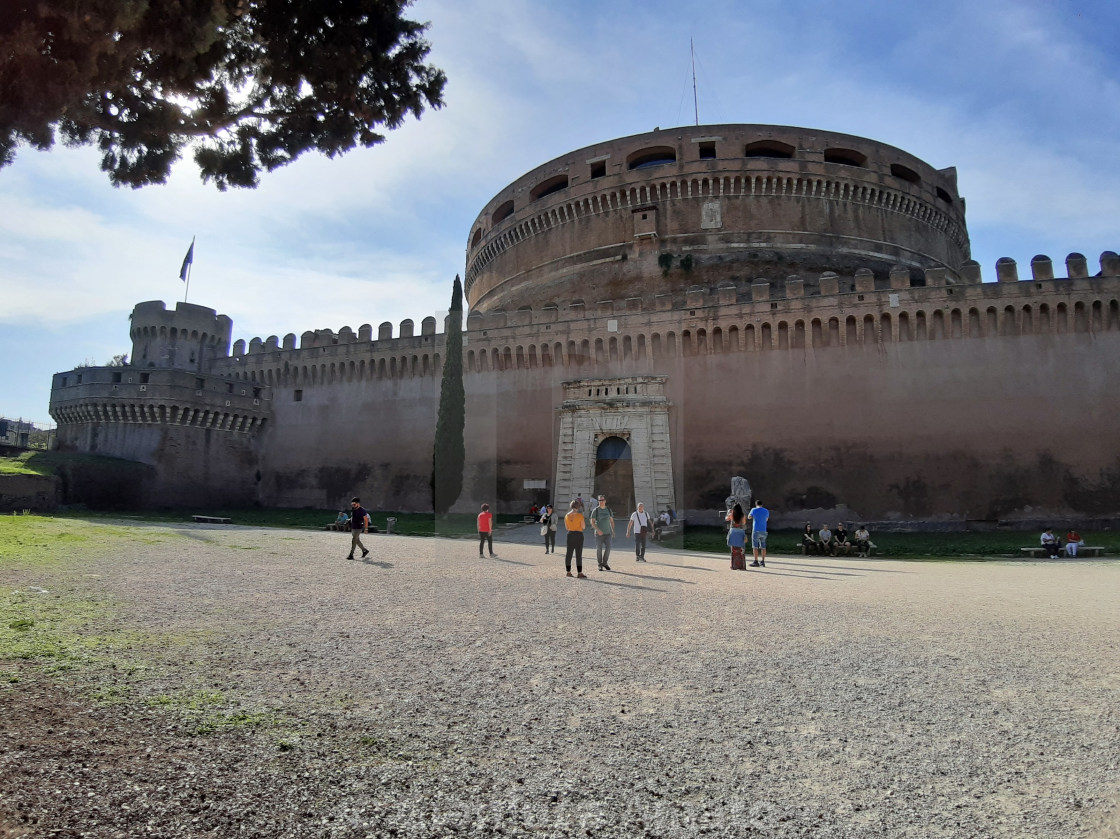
<box><xmin>2</xmin><ymin>0</ymin><xmax>1119</xmax><ymax>422</ymax></box>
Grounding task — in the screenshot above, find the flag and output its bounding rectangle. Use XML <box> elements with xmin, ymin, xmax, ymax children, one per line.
<box><xmin>179</xmin><ymin>239</ymin><xmax>195</xmax><ymax>282</ymax></box>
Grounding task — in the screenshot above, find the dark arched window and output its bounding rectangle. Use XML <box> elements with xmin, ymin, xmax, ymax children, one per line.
<box><xmin>530</xmin><ymin>174</ymin><xmax>569</xmax><ymax>201</ymax></box>
<box><xmin>744</xmin><ymin>140</ymin><xmax>794</xmax><ymax>159</ymax></box>
<box><xmin>627</xmin><ymin>147</ymin><xmax>677</xmax><ymax>170</ymax></box>
<box><xmin>824</xmin><ymin>148</ymin><xmax>867</xmax><ymax>167</ymax></box>
<box><xmin>492</xmin><ymin>200</ymin><xmax>514</xmax><ymax>225</ymax></box>
<box><xmin>891</xmin><ymin>163</ymin><xmax>921</xmax><ymax>185</ymax></box>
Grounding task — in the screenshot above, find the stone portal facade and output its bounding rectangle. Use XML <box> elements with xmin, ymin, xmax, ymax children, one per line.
<box><xmin>554</xmin><ymin>377</ymin><xmax>675</xmax><ymax>515</ymax></box>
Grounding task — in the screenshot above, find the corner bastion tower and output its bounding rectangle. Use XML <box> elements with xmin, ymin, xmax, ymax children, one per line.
<box><xmin>50</xmin><ymin>124</ymin><xmax>1120</xmax><ymax>525</ymax></box>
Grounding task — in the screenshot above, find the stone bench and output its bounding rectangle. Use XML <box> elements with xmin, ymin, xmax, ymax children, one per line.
<box><xmin>192</xmin><ymin>515</ymin><xmax>231</xmax><ymax>524</ymax></box>
<box><xmin>654</xmin><ymin>522</ymin><xmax>683</xmax><ymax>541</ymax></box>
<box><xmin>1020</xmin><ymin>546</ymin><xmax>1104</xmax><ymax>559</ymax></box>
<box><xmin>801</xmin><ymin>542</ymin><xmax>873</xmax><ymax>557</ymax></box>
<box><xmin>329</xmin><ymin>524</ymin><xmax>380</xmax><ymax>533</ymax></box>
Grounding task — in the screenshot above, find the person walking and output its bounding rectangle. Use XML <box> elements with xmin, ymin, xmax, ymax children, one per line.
<box><xmin>591</xmin><ymin>494</ymin><xmax>615</xmax><ymax>571</ymax></box>
<box><xmin>540</xmin><ymin>504</ymin><xmax>557</xmax><ymax>554</ymax></box>
<box><xmin>478</xmin><ymin>503</ymin><xmax>496</xmax><ymax>557</ymax></box>
<box><xmin>747</xmin><ymin>499</ymin><xmax>770</xmax><ymax>567</ymax></box>
<box><xmin>346</xmin><ymin>497</ymin><xmax>370</xmax><ymax>560</ymax></box>
<box><xmin>564</xmin><ymin>499</ymin><xmax>587</xmax><ymax>578</ymax></box>
<box><xmin>626</xmin><ymin>502</ymin><xmax>652</xmax><ymax>562</ymax></box>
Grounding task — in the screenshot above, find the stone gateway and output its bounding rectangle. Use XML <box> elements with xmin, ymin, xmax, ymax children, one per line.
<box><xmin>49</xmin><ymin>124</ymin><xmax>1120</xmax><ymax>525</ymax></box>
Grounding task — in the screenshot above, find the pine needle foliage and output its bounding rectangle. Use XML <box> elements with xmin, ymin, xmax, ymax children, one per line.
<box><xmin>0</xmin><ymin>0</ymin><xmax>446</xmax><ymax>188</ymax></box>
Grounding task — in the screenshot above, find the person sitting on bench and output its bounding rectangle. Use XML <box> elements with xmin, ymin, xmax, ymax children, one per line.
<box><xmin>818</xmin><ymin>524</ymin><xmax>836</xmax><ymax>556</ymax></box>
<box><xmin>1040</xmin><ymin>528</ymin><xmax>1061</xmax><ymax>558</ymax></box>
<box><xmin>854</xmin><ymin>525</ymin><xmax>873</xmax><ymax>557</ymax></box>
<box><xmin>801</xmin><ymin>523</ymin><xmax>820</xmax><ymax>555</ymax></box>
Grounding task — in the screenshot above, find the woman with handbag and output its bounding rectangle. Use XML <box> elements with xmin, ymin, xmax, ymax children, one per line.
<box><xmin>725</xmin><ymin>503</ymin><xmax>748</xmax><ymax>569</ymax></box>
<box><xmin>626</xmin><ymin>502</ymin><xmax>651</xmax><ymax>562</ymax></box>
<box><xmin>539</xmin><ymin>504</ymin><xmax>556</xmax><ymax>554</ymax></box>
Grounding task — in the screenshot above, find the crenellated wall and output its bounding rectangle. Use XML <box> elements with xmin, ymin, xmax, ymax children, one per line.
<box><xmin>458</xmin><ymin>252</ymin><xmax>1120</xmax><ymax>372</ymax></box>
<box><xmin>48</xmin><ymin>246</ymin><xmax>1120</xmax><ymax>521</ymax></box>
<box><xmin>454</xmin><ymin>251</ymin><xmax>1120</xmax><ymax>525</ymax></box>
<box><xmin>130</xmin><ymin>301</ymin><xmax>233</xmax><ymax>372</ymax></box>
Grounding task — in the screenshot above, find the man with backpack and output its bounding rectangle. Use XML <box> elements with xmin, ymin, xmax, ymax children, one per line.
<box><xmin>591</xmin><ymin>494</ymin><xmax>615</xmax><ymax>571</ymax></box>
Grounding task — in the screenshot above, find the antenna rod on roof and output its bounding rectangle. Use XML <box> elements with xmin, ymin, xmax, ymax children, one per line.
<box><xmin>691</xmin><ymin>38</ymin><xmax>699</xmax><ymax>126</ymax></box>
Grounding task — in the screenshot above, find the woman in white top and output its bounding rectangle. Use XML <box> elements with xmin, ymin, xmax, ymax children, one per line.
<box><xmin>626</xmin><ymin>502</ymin><xmax>652</xmax><ymax>562</ymax></box>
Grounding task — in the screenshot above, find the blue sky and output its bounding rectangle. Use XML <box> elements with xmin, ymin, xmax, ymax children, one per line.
<box><xmin>2</xmin><ymin>0</ymin><xmax>1118</xmax><ymax>423</ymax></box>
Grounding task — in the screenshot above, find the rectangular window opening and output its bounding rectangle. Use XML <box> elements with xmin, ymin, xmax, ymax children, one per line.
<box><xmin>590</xmin><ymin>161</ymin><xmax>606</xmax><ymax>179</ymax></box>
<box><xmin>294</xmin><ymin>390</ymin><xmax>303</xmax><ymax>402</ymax></box>
<box><xmin>699</xmin><ymin>141</ymin><xmax>716</xmax><ymax>159</ymax></box>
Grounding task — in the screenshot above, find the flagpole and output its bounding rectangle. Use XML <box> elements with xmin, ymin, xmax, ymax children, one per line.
<box><xmin>691</xmin><ymin>38</ymin><xmax>699</xmax><ymax>126</ymax></box>
<box><xmin>180</xmin><ymin>236</ymin><xmax>195</xmax><ymax>303</ymax></box>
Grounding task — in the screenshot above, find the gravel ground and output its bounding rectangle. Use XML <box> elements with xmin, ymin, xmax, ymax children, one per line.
<box><xmin>1</xmin><ymin>521</ymin><xmax>1119</xmax><ymax>838</ymax></box>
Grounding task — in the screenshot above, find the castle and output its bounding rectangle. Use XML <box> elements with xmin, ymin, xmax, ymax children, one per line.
<box><xmin>48</xmin><ymin>124</ymin><xmax>1120</xmax><ymax>526</ymax></box>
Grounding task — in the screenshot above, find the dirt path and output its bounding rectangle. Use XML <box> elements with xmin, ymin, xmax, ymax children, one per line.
<box><xmin>2</xmin><ymin>522</ymin><xmax>1118</xmax><ymax>838</ymax></box>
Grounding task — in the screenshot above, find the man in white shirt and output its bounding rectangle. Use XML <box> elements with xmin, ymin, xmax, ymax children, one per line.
<box><xmin>626</xmin><ymin>502</ymin><xmax>651</xmax><ymax>562</ymax></box>
<box><xmin>818</xmin><ymin>524</ymin><xmax>835</xmax><ymax>556</ymax></box>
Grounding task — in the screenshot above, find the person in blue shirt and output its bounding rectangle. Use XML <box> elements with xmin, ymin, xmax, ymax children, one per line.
<box><xmin>747</xmin><ymin>500</ymin><xmax>770</xmax><ymax>567</ymax></box>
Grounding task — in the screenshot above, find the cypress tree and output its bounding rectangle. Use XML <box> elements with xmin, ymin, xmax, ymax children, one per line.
<box><xmin>432</xmin><ymin>275</ymin><xmax>465</xmax><ymax>515</ymax></box>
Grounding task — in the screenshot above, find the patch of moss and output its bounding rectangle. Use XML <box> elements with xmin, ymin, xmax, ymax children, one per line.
<box><xmin>0</xmin><ymin>586</ymin><xmax>134</xmax><ymax>667</ymax></box>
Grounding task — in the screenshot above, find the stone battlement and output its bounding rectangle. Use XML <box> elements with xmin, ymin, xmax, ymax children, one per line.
<box><xmin>462</xmin><ymin>251</ymin><xmax>1119</xmax><ymax>331</ymax></box>
<box><xmin>201</xmin><ymin>250</ymin><xmax>1119</xmax><ymax>389</ymax></box>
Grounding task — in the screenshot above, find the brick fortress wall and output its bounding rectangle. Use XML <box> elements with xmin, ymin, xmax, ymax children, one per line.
<box><xmin>46</xmin><ymin>122</ymin><xmax>1120</xmax><ymax>523</ymax></box>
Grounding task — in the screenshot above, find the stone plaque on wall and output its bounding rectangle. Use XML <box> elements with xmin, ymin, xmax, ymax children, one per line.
<box><xmin>701</xmin><ymin>200</ymin><xmax>723</xmax><ymax>230</ymax></box>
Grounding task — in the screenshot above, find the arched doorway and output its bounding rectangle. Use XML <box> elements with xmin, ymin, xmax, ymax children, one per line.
<box><xmin>595</xmin><ymin>436</ymin><xmax>634</xmax><ymax>515</ymax></box>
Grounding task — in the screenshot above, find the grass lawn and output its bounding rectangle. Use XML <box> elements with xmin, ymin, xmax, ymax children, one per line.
<box><xmin>0</xmin><ymin>451</ymin><xmax>104</xmax><ymax>477</ymax></box>
<box><xmin>680</xmin><ymin>526</ymin><xmax>1120</xmax><ymax>559</ymax></box>
<box><xmin>52</xmin><ymin>507</ymin><xmax>527</xmax><ymax>539</ymax></box>
<box><xmin>40</xmin><ymin>508</ymin><xmax>1116</xmax><ymax>559</ymax></box>
<box><xmin>6</xmin><ymin>453</ymin><xmax>1114</xmax><ymax>558</ymax></box>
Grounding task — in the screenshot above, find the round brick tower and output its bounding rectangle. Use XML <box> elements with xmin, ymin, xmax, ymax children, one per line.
<box><xmin>465</xmin><ymin>124</ymin><xmax>970</xmax><ymax>313</ymax></box>
<box><xmin>130</xmin><ymin>300</ymin><xmax>233</xmax><ymax>371</ymax></box>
